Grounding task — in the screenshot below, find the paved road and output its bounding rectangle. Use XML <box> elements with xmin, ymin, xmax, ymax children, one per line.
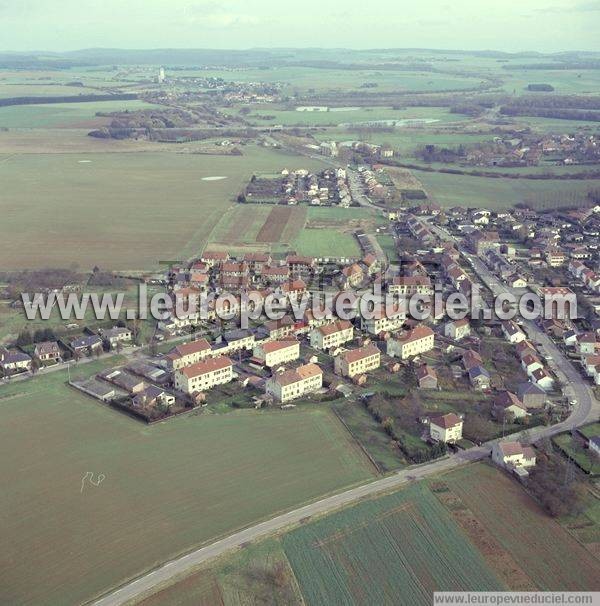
<box><xmin>91</xmin><ymin>447</ymin><xmax>487</xmax><ymax>606</ymax></box>
<box><xmin>90</xmin><ymin>222</ymin><xmax>600</xmax><ymax>606</ymax></box>
<box><xmin>428</xmin><ymin>220</ymin><xmax>600</xmax><ymax>428</ymax></box>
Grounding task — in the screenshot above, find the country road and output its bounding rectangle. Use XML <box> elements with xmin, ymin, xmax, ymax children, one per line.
<box><xmin>91</xmin><ymin>448</ymin><xmax>488</xmax><ymax>606</ymax></box>
<box><xmin>92</xmin><ymin>366</ymin><xmax>597</xmax><ymax>606</ymax></box>
<box><xmin>90</xmin><ymin>221</ymin><xmax>600</xmax><ymax>606</ymax></box>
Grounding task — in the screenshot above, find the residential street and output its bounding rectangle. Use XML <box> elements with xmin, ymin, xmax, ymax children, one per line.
<box><xmin>89</xmin><ymin>220</ymin><xmax>600</xmax><ymax>606</ymax></box>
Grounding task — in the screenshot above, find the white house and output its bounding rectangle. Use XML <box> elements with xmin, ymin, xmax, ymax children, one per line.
<box><xmin>444</xmin><ymin>318</ymin><xmax>471</xmax><ymax>341</ymax></box>
<box><xmin>428</xmin><ymin>413</ymin><xmax>463</xmax><ymax>444</ymax></box>
<box><xmin>502</xmin><ymin>320</ymin><xmax>526</xmax><ymax>344</ymax></box>
<box><xmin>492</xmin><ymin>441</ymin><xmax>536</xmax><ymax>475</ymax></box>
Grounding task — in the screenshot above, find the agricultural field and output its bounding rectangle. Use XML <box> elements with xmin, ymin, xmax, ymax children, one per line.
<box><xmin>135</xmin><ymin>538</ymin><xmax>302</xmax><ymax>606</ymax></box>
<box><xmin>234</xmin><ymin>105</ymin><xmax>469</xmax><ymax>128</ymax></box>
<box><xmin>207</xmin><ymin>203</ymin><xmax>374</xmax><ymax>257</ymax></box>
<box><xmin>312</xmin><ymin>124</ymin><xmax>492</xmax><ymax>151</ymax></box>
<box><xmin>416</xmin><ymin>169</ymin><xmax>600</xmax><ymax>209</ymax></box>
<box><xmin>0</xmin><ymin>361</ymin><xmax>374</xmax><ymax>605</ymax></box>
<box><xmin>437</xmin><ymin>464</ymin><xmax>600</xmax><ymax>590</ymax></box>
<box><xmin>0</xmin><ymin>67</ymin><xmax>126</xmax><ymax>89</ymax></box>
<box><xmin>0</xmin><ymin>147</ymin><xmax>325</xmax><ymax>270</ymax></box>
<box><xmin>0</xmin><ymin>99</ymin><xmax>160</xmax><ymax>128</ymax></box>
<box><xmin>282</xmin><ymin>482</ymin><xmax>504</xmax><ymax>605</ymax></box>
<box><xmin>0</xmin><ymin>83</ymin><xmax>103</xmax><ymax>98</ymax></box>
<box><xmin>500</xmin><ymin>69</ymin><xmax>600</xmax><ymax>95</ymax></box>
<box><xmin>132</xmin><ymin>461</ymin><xmax>600</xmax><ymax>605</ymax></box>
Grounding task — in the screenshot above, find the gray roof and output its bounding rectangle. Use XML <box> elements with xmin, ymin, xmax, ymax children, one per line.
<box><xmin>71</xmin><ymin>335</ymin><xmax>102</xmax><ymax>349</ymax></box>
<box><xmin>517</xmin><ymin>382</ymin><xmax>545</xmax><ymax>397</ymax></box>
<box><xmin>589</xmin><ymin>436</ymin><xmax>600</xmax><ymax>450</ymax></box>
<box><xmin>469</xmin><ymin>366</ymin><xmax>490</xmax><ymax>379</ymax></box>
<box><xmin>0</xmin><ymin>349</ymin><xmax>32</xmax><ymax>364</ymax></box>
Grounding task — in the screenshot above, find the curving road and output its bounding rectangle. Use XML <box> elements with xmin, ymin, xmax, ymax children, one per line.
<box><xmin>90</xmin><ymin>225</ymin><xmax>599</xmax><ymax>606</ymax></box>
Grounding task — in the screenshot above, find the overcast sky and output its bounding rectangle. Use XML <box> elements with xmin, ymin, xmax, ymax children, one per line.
<box><xmin>1</xmin><ymin>0</ymin><xmax>599</xmax><ymax>53</ymax></box>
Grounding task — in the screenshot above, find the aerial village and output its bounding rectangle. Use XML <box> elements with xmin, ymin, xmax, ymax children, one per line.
<box><xmin>2</xmin><ymin>175</ymin><xmax>599</xmax><ymax>476</ymax></box>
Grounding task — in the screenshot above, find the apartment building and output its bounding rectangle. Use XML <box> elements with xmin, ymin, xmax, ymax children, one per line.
<box><xmin>386</xmin><ymin>325</ymin><xmax>434</xmax><ymax>360</ymax></box>
<box><xmin>310</xmin><ymin>320</ymin><xmax>354</xmax><ymax>350</ymax></box>
<box><xmin>165</xmin><ymin>338</ymin><xmax>212</xmax><ymax>371</ymax></box>
<box><xmin>266</xmin><ymin>363</ymin><xmax>323</xmax><ymax>403</ymax></box>
<box><xmin>252</xmin><ymin>340</ymin><xmax>300</xmax><ymax>368</ymax></box>
<box><xmin>334</xmin><ymin>344</ymin><xmax>381</xmax><ymax>378</ymax></box>
<box><xmin>174</xmin><ymin>356</ymin><xmax>233</xmax><ymax>394</ymax></box>
<box><xmin>362</xmin><ymin>304</ymin><xmax>406</xmax><ymax>336</ymax></box>
<box><xmin>388</xmin><ymin>275</ymin><xmax>433</xmax><ymax>296</ymax></box>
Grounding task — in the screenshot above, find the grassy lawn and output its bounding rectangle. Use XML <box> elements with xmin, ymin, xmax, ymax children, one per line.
<box><xmin>553</xmin><ymin>434</ymin><xmax>600</xmax><ymax>475</ymax></box>
<box><xmin>579</xmin><ymin>422</ymin><xmax>600</xmax><ymax>439</ymax></box>
<box><xmin>0</xmin><ymin>147</ymin><xmax>325</xmax><ymax>270</ymax></box>
<box><xmin>331</xmin><ymin>399</ymin><xmax>406</xmax><ymax>472</ymax></box>
<box><xmin>291</xmin><ymin>229</ymin><xmax>361</xmax><ymax>257</ymax></box>
<box><xmin>0</xmin><ymin>363</ymin><xmax>374</xmax><ymax>606</ymax></box>
<box><xmin>376</xmin><ymin>234</ymin><xmax>399</xmax><ymax>262</ymax></box>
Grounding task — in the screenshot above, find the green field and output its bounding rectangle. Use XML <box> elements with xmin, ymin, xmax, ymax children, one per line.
<box><xmin>291</xmin><ymin>228</ymin><xmax>361</xmax><ymax>257</ymax></box>
<box><xmin>306</xmin><ymin>206</ymin><xmax>376</xmax><ymax>222</ymax></box>
<box><xmin>417</xmin><ymin>169</ymin><xmax>600</xmax><ymax>209</ymax></box>
<box><xmin>282</xmin><ymin>482</ymin><xmax>504</xmax><ymax>605</ymax></box>
<box><xmin>0</xmin><ymin>83</ymin><xmax>103</xmax><ymax>98</ymax></box>
<box><xmin>236</xmin><ymin>105</ymin><xmax>468</xmax><ymax>127</ymax></box>
<box><xmin>376</xmin><ymin>234</ymin><xmax>400</xmax><ymax>262</ymax></box>
<box><xmin>0</xmin><ymin>284</ymin><xmax>144</xmax><ymax>344</ymax></box>
<box><xmin>313</xmin><ymin>125</ymin><xmax>490</xmax><ymax>154</ymax></box>
<box><xmin>0</xmin><ymin>360</ymin><xmax>374</xmax><ymax>605</ymax></box>
<box><xmin>0</xmin><ymin>99</ymin><xmax>160</xmax><ymax>128</ymax></box>
<box><xmin>0</xmin><ymin>147</ymin><xmax>325</xmax><ymax>270</ymax></box>
<box><xmin>331</xmin><ymin>399</ymin><xmax>405</xmax><ymax>472</ymax></box>
<box><xmin>131</xmin><ymin>461</ymin><xmax>600</xmax><ymax>605</ymax></box>
<box><xmin>500</xmin><ymin>69</ymin><xmax>600</xmax><ymax>94</ymax></box>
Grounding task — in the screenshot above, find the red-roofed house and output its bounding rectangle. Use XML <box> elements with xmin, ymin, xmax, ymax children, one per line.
<box><xmin>174</xmin><ymin>356</ymin><xmax>233</xmax><ymax>394</ymax></box>
<box><xmin>334</xmin><ymin>344</ymin><xmax>380</xmax><ymax>378</ymax></box>
<box><xmin>429</xmin><ymin>413</ymin><xmax>463</xmax><ymax>443</ymax></box>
